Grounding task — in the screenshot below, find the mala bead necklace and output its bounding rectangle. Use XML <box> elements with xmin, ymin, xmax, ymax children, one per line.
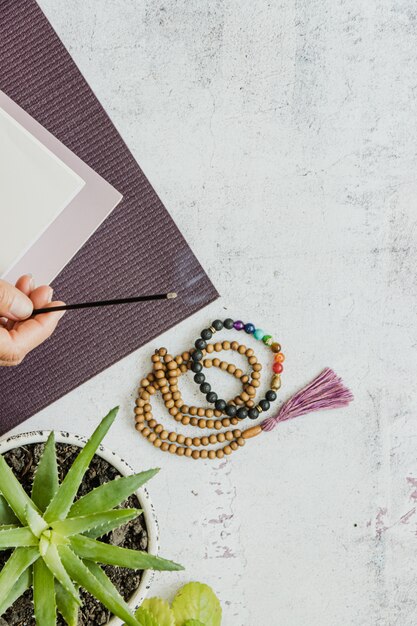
<box><xmin>134</xmin><ymin>318</ymin><xmax>354</xmax><ymax>460</ymax></box>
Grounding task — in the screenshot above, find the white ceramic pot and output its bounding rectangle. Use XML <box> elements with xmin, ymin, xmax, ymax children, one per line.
<box><xmin>0</xmin><ymin>429</ymin><xmax>160</xmax><ymax>626</ymax></box>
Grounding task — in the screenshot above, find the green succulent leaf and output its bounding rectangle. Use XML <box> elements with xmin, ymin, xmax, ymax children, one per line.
<box><xmin>141</xmin><ymin>597</ymin><xmax>175</xmax><ymax>626</ymax></box>
<box><xmin>172</xmin><ymin>583</ymin><xmax>222</xmax><ymax>626</ymax></box>
<box><xmin>56</xmin><ymin>581</ymin><xmax>79</xmax><ymax>626</ymax></box>
<box><xmin>44</xmin><ymin>407</ymin><xmax>119</xmax><ymax>523</ymax></box>
<box><xmin>51</xmin><ymin>509</ymin><xmax>141</xmax><ymax>537</ymax></box>
<box><xmin>183</xmin><ymin>621</ymin><xmax>206</xmax><ymax>626</ymax></box>
<box><xmin>59</xmin><ymin>546</ymin><xmax>141</xmax><ymax>626</ymax></box>
<box><xmin>42</xmin><ymin>542</ymin><xmax>80</xmax><ymax>605</ymax></box>
<box><xmin>33</xmin><ymin>557</ymin><xmax>56</xmax><ymax>626</ymax></box>
<box><xmin>0</xmin><ymin>567</ymin><xmax>32</xmax><ymax>615</ymax></box>
<box><xmin>55</xmin><ymin>581</ymin><xmax>79</xmax><ymax>626</ymax></box>
<box><xmin>69</xmin><ymin>468</ymin><xmax>159</xmax><ymax>518</ymax></box>
<box><xmin>0</xmin><ymin>546</ymin><xmax>38</xmax><ymax>601</ymax></box>
<box><xmin>25</xmin><ymin>504</ymin><xmax>49</xmax><ymax>538</ymax></box>
<box><xmin>0</xmin><ymin>525</ymin><xmax>37</xmax><ymax>548</ymax></box>
<box><xmin>134</xmin><ymin>607</ymin><xmax>160</xmax><ymax>626</ymax></box>
<box><xmin>32</xmin><ymin>432</ymin><xmax>59</xmax><ymax>512</ymax></box>
<box><xmin>70</xmin><ymin>534</ymin><xmax>184</xmax><ymax>571</ymax></box>
<box><xmin>85</xmin><ymin>509</ymin><xmax>143</xmax><ymax>539</ymax></box>
<box><xmin>0</xmin><ymin>494</ymin><xmax>19</xmax><ymax>524</ymax></box>
<box><xmin>0</xmin><ymin>455</ymin><xmax>41</xmax><ymax>525</ymax></box>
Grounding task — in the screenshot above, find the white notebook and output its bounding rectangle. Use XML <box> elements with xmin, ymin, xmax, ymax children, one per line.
<box><xmin>0</xmin><ymin>90</ymin><xmax>122</xmax><ymax>285</ymax></box>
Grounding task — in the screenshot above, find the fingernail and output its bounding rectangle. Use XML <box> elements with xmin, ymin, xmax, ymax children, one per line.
<box><xmin>47</xmin><ymin>287</ymin><xmax>53</xmax><ymax>303</ymax></box>
<box><xmin>10</xmin><ymin>294</ymin><xmax>33</xmax><ymax>319</ymax></box>
<box><xmin>29</xmin><ymin>276</ymin><xmax>35</xmax><ymax>291</ymax></box>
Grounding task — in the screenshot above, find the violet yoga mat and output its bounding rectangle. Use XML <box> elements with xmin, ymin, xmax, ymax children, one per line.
<box><xmin>0</xmin><ymin>0</ymin><xmax>218</xmax><ymax>434</ymax></box>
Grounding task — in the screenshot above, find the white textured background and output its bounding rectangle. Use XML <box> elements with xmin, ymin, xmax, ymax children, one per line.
<box><xmin>9</xmin><ymin>1</ymin><xmax>417</xmax><ymax>624</ymax></box>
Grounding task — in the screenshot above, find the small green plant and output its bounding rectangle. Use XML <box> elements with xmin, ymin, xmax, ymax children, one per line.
<box><xmin>133</xmin><ymin>582</ymin><xmax>222</xmax><ymax>626</ymax></box>
<box><xmin>0</xmin><ymin>407</ymin><xmax>183</xmax><ymax>626</ymax></box>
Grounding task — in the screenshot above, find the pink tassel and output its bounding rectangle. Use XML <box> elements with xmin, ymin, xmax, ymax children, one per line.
<box><xmin>261</xmin><ymin>368</ymin><xmax>353</xmax><ymax>432</ymax></box>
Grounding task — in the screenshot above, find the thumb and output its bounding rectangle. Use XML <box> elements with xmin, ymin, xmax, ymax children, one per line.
<box><xmin>0</xmin><ymin>279</ymin><xmax>33</xmax><ymax>321</ymax></box>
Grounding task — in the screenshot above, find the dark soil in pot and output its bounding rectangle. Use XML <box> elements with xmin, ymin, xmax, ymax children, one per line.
<box><xmin>0</xmin><ymin>442</ymin><xmax>148</xmax><ymax>626</ymax></box>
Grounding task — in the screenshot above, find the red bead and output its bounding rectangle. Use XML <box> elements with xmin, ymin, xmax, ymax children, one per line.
<box><xmin>273</xmin><ymin>362</ymin><xmax>283</xmax><ymax>374</ymax></box>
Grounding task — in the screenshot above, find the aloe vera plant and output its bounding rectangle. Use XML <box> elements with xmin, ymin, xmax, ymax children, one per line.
<box><xmin>0</xmin><ymin>407</ymin><xmax>183</xmax><ymax>626</ymax></box>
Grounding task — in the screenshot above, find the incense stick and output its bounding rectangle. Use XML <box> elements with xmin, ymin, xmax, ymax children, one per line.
<box><xmin>32</xmin><ymin>292</ymin><xmax>177</xmax><ymax>315</ymax></box>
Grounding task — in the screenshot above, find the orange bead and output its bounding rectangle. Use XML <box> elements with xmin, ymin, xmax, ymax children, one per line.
<box><xmin>274</xmin><ymin>352</ymin><xmax>285</xmax><ymax>363</ymax></box>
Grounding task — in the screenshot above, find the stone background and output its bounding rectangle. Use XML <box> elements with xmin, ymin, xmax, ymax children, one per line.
<box><xmin>10</xmin><ymin>1</ymin><xmax>417</xmax><ymax>624</ymax></box>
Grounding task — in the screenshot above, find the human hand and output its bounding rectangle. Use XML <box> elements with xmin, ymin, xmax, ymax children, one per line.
<box><xmin>0</xmin><ymin>275</ymin><xmax>65</xmax><ymax>366</ymax></box>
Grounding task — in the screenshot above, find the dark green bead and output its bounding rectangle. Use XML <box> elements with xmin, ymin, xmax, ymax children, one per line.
<box><xmin>259</xmin><ymin>399</ymin><xmax>270</xmax><ymax>411</ymax></box>
<box><xmin>248</xmin><ymin>408</ymin><xmax>260</xmax><ymax>420</ymax></box>
<box><xmin>200</xmin><ymin>382</ymin><xmax>211</xmax><ymax>394</ymax></box>
<box><xmin>265</xmin><ymin>390</ymin><xmax>277</xmax><ymax>402</ymax></box>
<box><xmin>206</xmin><ymin>391</ymin><xmax>218</xmax><ymax>403</ymax></box>
<box><xmin>201</xmin><ymin>328</ymin><xmax>212</xmax><ymax>340</ymax></box>
<box><xmin>212</xmin><ymin>319</ymin><xmax>223</xmax><ymax>331</ymax></box>
<box><xmin>192</xmin><ymin>350</ymin><xmax>203</xmax><ymax>361</ymax></box>
<box><xmin>215</xmin><ymin>399</ymin><xmax>227</xmax><ymax>412</ymax></box>
<box><xmin>223</xmin><ymin>318</ymin><xmax>234</xmax><ymax>329</ymax></box>
<box><xmin>195</xmin><ymin>338</ymin><xmax>207</xmax><ymax>350</ymax></box>
<box><xmin>191</xmin><ymin>361</ymin><xmax>202</xmax><ymax>373</ymax></box>
<box><xmin>194</xmin><ymin>373</ymin><xmax>205</xmax><ymax>384</ymax></box>
<box><xmin>225</xmin><ymin>405</ymin><xmax>237</xmax><ymax>417</ymax></box>
<box><xmin>236</xmin><ymin>407</ymin><xmax>248</xmax><ymax>420</ymax></box>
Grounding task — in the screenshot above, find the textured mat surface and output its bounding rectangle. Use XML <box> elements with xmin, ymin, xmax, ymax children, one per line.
<box><xmin>0</xmin><ymin>0</ymin><xmax>218</xmax><ymax>434</ymax></box>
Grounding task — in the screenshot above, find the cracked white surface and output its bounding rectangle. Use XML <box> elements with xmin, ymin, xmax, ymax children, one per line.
<box><xmin>7</xmin><ymin>1</ymin><xmax>417</xmax><ymax>624</ymax></box>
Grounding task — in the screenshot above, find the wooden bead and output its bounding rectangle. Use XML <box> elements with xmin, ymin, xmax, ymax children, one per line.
<box><xmin>168</xmin><ymin>432</ymin><xmax>177</xmax><ymax>442</ymax></box>
<box><xmin>208</xmin><ymin>450</ymin><xmax>216</xmax><ymax>460</ymax></box>
<box><xmin>169</xmin><ymin>444</ymin><xmax>177</xmax><ymax>454</ymax></box>
<box><xmin>213</xmin><ymin>358</ymin><xmax>221</xmax><ymax>367</ymax></box>
<box><xmin>200</xmin><ymin>450</ymin><xmax>208</xmax><ymax>459</ymax></box>
<box><xmin>135</xmin><ymin>415</ymin><xmax>145</xmax><ymax>423</ymax></box>
<box><xmin>155</xmin><ymin>370</ymin><xmax>165</xmax><ymax>380</ymax></box>
<box><xmin>160</xmin><ymin>430</ymin><xmax>169</xmax><ymax>440</ymax></box>
<box><xmin>198</xmin><ymin>419</ymin><xmax>207</xmax><ymax>428</ymax></box>
<box><xmin>181</xmin><ymin>416</ymin><xmax>190</xmax><ymax>425</ymax></box>
<box><xmin>230</xmin><ymin>441</ymin><xmax>239</xmax><ymax>451</ymax></box>
<box><xmin>160</xmin><ymin>386</ymin><xmax>169</xmax><ymax>394</ymax></box>
<box><xmin>271</xmin><ymin>342</ymin><xmax>281</xmax><ymax>353</ymax></box>
<box><xmin>190</xmin><ymin>417</ymin><xmax>199</xmax><ymax>426</ymax></box>
<box><xmin>161</xmin><ymin>441</ymin><xmax>170</xmax><ymax>452</ymax></box>
<box><xmin>168</xmin><ymin>377</ymin><xmax>178</xmax><ymax>386</ymax></box>
<box><xmin>136</xmin><ymin>399</ymin><xmax>146</xmax><ymax>407</ymax></box>
<box><xmin>234</xmin><ymin>368</ymin><xmax>243</xmax><ymax>378</ymax></box>
<box><xmin>251</xmin><ymin>380</ymin><xmax>260</xmax><ymax>388</ymax></box>
<box><xmin>205</xmin><ymin>409</ymin><xmax>214</xmax><ymax>418</ymax></box>
<box><xmin>253</xmin><ymin>363</ymin><xmax>262</xmax><ymax>371</ymax></box>
<box><xmin>227</xmin><ymin>364</ymin><xmax>236</xmax><ymax>374</ymax></box>
<box><xmin>231</xmin><ymin>418</ymin><xmax>239</xmax><ymax>425</ymax></box>
<box><xmin>220</xmin><ymin>361</ymin><xmax>228</xmax><ymax>371</ymax></box>
<box><xmin>241</xmin><ymin>375</ymin><xmax>249</xmax><ymax>384</ymax></box>
<box><xmin>209</xmin><ymin>434</ymin><xmax>217</xmax><ymax>444</ymax></box>
<box><xmin>192</xmin><ymin>450</ymin><xmax>200</xmax><ymax>460</ymax></box>
<box><xmin>167</xmin><ymin>360</ymin><xmax>177</xmax><ymax>370</ymax></box>
<box><xmin>233</xmin><ymin>429</ymin><xmax>242</xmax><ymax>438</ymax></box>
<box><xmin>214</xmin><ymin>410</ymin><xmax>222</xmax><ymax>417</ymax></box>
<box><xmin>246</xmin><ymin>385</ymin><xmax>256</xmax><ymax>396</ymax></box>
<box><xmin>234</xmin><ymin>396</ymin><xmax>244</xmax><ymax>406</ymax></box>
<box><xmin>214</xmin><ymin>421</ymin><xmax>222</xmax><ymax>430</ymax></box>
<box><xmin>214</xmin><ymin>342</ymin><xmax>222</xmax><ymax>351</ymax></box>
<box><xmin>162</xmin><ymin>392</ymin><xmax>172</xmax><ymax>401</ymax></box>
<box><xmin>184</xmin><ymin>448</ymin><xmax>192</xmax><ymax>457</ymax></box>
<box><xmin>240</xmin><ymin>392</ymin><xmax>250</xmax><ymax>402</ymax></box>
<box><xmin>134</xmin><ymin>407</ymin><xmax>144</xmax><ymax>415</ymax></box>
<box><xmin>155</xmin><ymin>424</ymin><xmax>164</xmax><ymax>434</ymax></box>
<box><xmin>237</xmin><ymin>437</ymin><xmax>246</xmax><ymax>446</ymax></box>
<box><xmin>189</xmin><ymin>406</ymin><xmax>198</xmax><ymax>416</ymax></box>
<box><xmin>201</xmin><ymin>436</ymin><xmax>209</xmax><ymax>446</ymax></box>
<box><xmin>174</xmin><ymin>414</ymin><xmax>182</xmax><ymax>422</ymax></box>
<box><xmin>247</xmin><ymin>400</ymin><xmax>255</xmax><ymax>408</ymax></box>
<box><xmin>217</xmin><ymin>433</ymin><xmax>226</xmax><ymax>443</ymax></box>
<box><xmin>245</xmin><ymin>348</ymin><xmax>254</xmax><ymax>357</ymax></box>
<box><xmin>175</xmin><ymin>355</ymin><xmax>183</xmax><ymax>364</ymax></box>
<box><xmin>153</xmin><ymin>362</ymin><xmax>164</xmax><ymax>371</ymax></box>
<box><xmin>192</xmin><ymin>437</ymin><xmax>201</xmax><ymax>447</ymax></box>
<box><xmin>224</xmin><ymin>445</ymin><xmax>232</xmax><ymax>455</ymax></box>
<box><xmin>216</xmin><ymin>450</ymin><xmax>224</xmax><ymax>459</ymax></box>
<box><xmin>142</xmin><ymin>427</ymin><xmax>151</xmax><ymax>437</ymax></box>
<box><xmin>175</xmin><ymin>399</ymin><xmax>183</xmax><ymax>408</ymax></box>
<box><xmin>252</xmin><ymin>371</ymin><xmax>261</xmax><ymax>380</ymax></box>
<box><xmin>185</xmin><ymin>437</ymin><xmax>193</xmax><ymax>447</ymax></box>
<box><xmin>140</xmin><ymin>378</ymin><xmax>150</xmax><ymax>387</ymax></box>
<box><xmin>154</xmin><ymin>438</ymin><xmax>162</xmax><ymax>448</ymax></box>
<box><xmin>158</xmin><ymin>348</ymin><xmax>167</xmax><ymax>356</ymax></box>
<box><xmin>141</xmin><ymin>391</ymin><xmax>150</xmax><ymax>401</ymax></box>
<box><xmin>207</xmin><ymin>420</ymin><xmax>215</xmax><ymax>429</ymax></box>
<box><xmin>197</xmin><ymin>408</ymin><xmax>205</xmax><ymax>417</ymax></box>
<box><xmin>222</xmin><ymin>418</ymin><xmax>231</xmax><ymax>427</ymax></box>
<box><xmin>169</xmin><ymin>407</ymin><xmax>179</xmax><ymax>416</ymax></box>
<box><xmin>177</xmin><ymin>434</ymin><xmax>185</xmax><ymax>444</ymax></box>
<box><xmin>182</xmin><ymin>351</ymin><xmax>191</xmax><ymax>361</ymax></box>
<box><xmin>148</xmin><ymin>419</ymin><xmax>157</xmax><ymax>428</ymax></box>
<box><xmin>151</xmin><ymin>354</ymin><xmax>160</xmax><ymax>363</ymax></box>
<box><xmin>176</xmin><ymin>446</ymin><xmax>185</xmax><ymax>456</ymax></box>
<box><xmin>238</xmin><ymin>344</ymin><xmax>246</xmax><ymax>354</ymax></box>
<box><xmin>148</xmin><ymin>433</ymin><xmax>157</xmax><ymax>443</ymax></box>
<box><xmin>203</xmin><ymin>359</ymin><xmax>212</xmax><ymax>368</ymax></box>
<box><xmin>225</xmin><ymin>431</ymin><xmax>234</xmax><ymax>441</ymax></box>
<box><xmin>135</xmin><ymin>423</ymin><xmax>145</xmax><ymax>432</ymax></box>
<box><xmin>206</xmin><ymin>344</ymin><xmax>214</xmax><ymax>353</ymax></box>
<box><xmin>172</xmin><ymin>392</ymin><xmax>181</xmax><ymax>401</ymax></box>
<box><xmin>222</xmin><ymin>340</ymin><xmax>231</xmax><ymax>350</ymax></box>
<box><xmin>242</xmin><ymin>425</ymin><xmax>262</xmax><ymax>439</ymax></box>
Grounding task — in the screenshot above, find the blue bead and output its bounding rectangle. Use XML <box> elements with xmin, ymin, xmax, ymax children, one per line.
<box><xmin>254</xmin><ymin>328</ymin><xmax>265</xmax><ymax>340</ymax></box>
<box><xmin>244</xmin><ymin>323</ymin><xmax>255</xmax><ymax>334</ymax></box>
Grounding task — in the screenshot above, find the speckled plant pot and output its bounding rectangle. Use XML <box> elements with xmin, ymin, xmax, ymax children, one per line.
<box><xmin>0</xmin><ymin>429</ymin><xmax>160</xmax><ymax>626</ymax></box>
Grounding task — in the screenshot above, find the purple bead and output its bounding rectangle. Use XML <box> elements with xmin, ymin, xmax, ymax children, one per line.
<box><xmin>233</xmin><ymin>320</ymin><xmax>244</xmax><ymax>330</ymax></box>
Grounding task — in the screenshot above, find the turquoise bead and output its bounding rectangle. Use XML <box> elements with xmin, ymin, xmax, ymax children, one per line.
<box><xmin>254</xmin><ymin>328</ymin><xmax>265</xmax><ymax>340</ymax></box>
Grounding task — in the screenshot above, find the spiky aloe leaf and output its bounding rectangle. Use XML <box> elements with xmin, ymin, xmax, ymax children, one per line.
<box><xmin>0</xmin><ymin>495</ymin><xmax>18</xmax><ymax>524</ymax></box>
<box><xmin>51</xmin><ymin>509</ymin><xmax>141</xmax><ymax>537</ymax></box>
<box><xmin>0</xmin><ymin>567</ymin><xmax>32</xmax><ymax>614</ymax></box>
<box><xmin>25</xmin><ymin>504</ymin><xmax>48</xmax><ymax>538</ymax></box>
<box><xmin>32</xmin><ymin>432</ymin><xmax>59</xmax><ymax>512</ymax></box>
<box><xmin>42</xmin><ymin>542</ymin><xmax>80</xmax><ymax>605</ymax></box>
<box><xmin>70</xmin><ymin>534</ymin><xmax>183</xmax><ymax>571</ymax></box>
<box><xmin>0</xmin><ymin>456</ymin><xmax>41</xmax><ymax>525</ymax></box>
<box><xmin>69</xmin><ymin>469</ymin><xmax>159</xmax><ymax>517</ymax></box>
<box><xmin>0</xmin><ymin>546</ymin><xmax>38</xmax><ymax>600</ymax></box>
<box><xmin>55</xmin><ymin>581</ymin><xmax>79</xmax><ymax>626</ymax></box>
<box><xmin>59</xmin><ymin>545</ymin><xmax>141</xmax><ymax>626</ymax></box>
<box><xmin>33</xmin><ymin>557</ymin><xmax>56</xmax><ymax>626</ymax></box>
<box><xmin>44</xmin><ymin>407</ymin><xmax>119</xmax><ymax>523</ymax></box>
<box><xmin>85</xmin><ymin>509</ymin><xmax>143</xmax><ymax>539</ymax></box>
<box><xmin>0</xmin><ymin>526</ymin><xmax>37</xmax><ymax>548</ymax></box>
